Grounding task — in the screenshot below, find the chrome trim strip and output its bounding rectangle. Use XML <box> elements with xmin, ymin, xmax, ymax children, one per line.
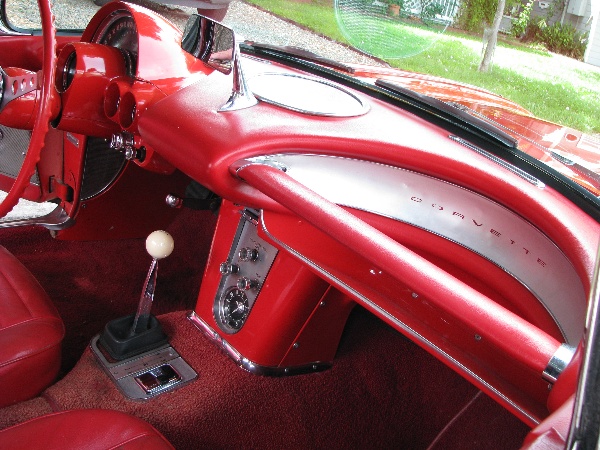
<box><xmin>249</xmin><ymin>72</ymin><xmax>370</xmax><ymax>117</ymax></box>
<box><xmin>243</xmin><ymin>154</ymin><xmax>585</xmax><ymax>345</ymax></box>
<box><xmin>449</xmin><ymin>135</ymin><xmax>545</xmax><ymax>189</ymax></box>
<box><xmin>0</xmin><ymin>23</ymin><xmax>16</xmax><ymax>35</ymax></box>
<box><xmin>542</xmin><ymin>343</ymin><xmax>576</xmax><ymax>383</ymax></box>
<box><xmin>0</xmin><ymin>205</ymin><xmax>73</xmax><ymax>230</ymax></box>
<box><xmin>90</xmin><ymin>335</ymin><xmax>197</xmax><ymax>400</ymax></box>
<box><xmin>258</xmin><ymin>215</ymin><xmax>538</xmax><ymax>424</ymax></box>
<box><xmin>187</xmin><ymin>311</ymin><xmax>331</xmax><ymax>376</ymax></box>
<box><xmin>230</xmin><ymin>156</ymin><xmax>287</xmax><ymax>175</ymax></box>
<box><xmin>219</xmin><ymin>32</ymin><xmax>258</xmax><ymax>112</ymax></box>
<box><xmin>0</xmin><ymin>68</ymin><xmax>38</xmax><ymax>111</ymax></box>
<box><xmin>66</xmin><ymin>132</ymin><xmax>80</xmax><ymax>147</ymax></box>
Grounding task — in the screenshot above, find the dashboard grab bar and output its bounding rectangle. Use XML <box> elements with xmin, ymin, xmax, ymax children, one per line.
<box><xmin>232</xmin><ymin>160</ymin><xmax>562</xmax><ymax>377</ymax></box>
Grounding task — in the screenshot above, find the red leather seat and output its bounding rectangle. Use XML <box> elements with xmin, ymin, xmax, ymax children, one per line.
<box><xmin>0</xmin><ymin>409</ymin><xmax>175</xmax><ymax>449</ymax></box>
<box><xmin>0</xmin><ymin>245</ymin><xmax>64</xmax><ymax>407</ymax></box>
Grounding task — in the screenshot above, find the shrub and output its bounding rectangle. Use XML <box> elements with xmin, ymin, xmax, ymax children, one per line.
<box><xmin>520</xmin><ymin>18</ymin><xmax>542</xmax><ymax>41</ymax></box>
<box><xmin>456</xmin><ymin>0</ymin><xmax>498</xmax><ymax>32</ymax></box>
<box><xmin>457</xmin><ymin>0</ymin><xmax>522</xmax><ymax>33</ymax></box>
<box><xmin>510</xmin><ymin>0</ymin><xmax>533</xmax><ymax>38</ymax></box>
<box><xmin>421</xmin><ymin>0</ymin><xmax>445</xmax><ymax>24</ymax></box>
<box><xmin>521</xmin><ymin>18</ymin><xmax>588</xmax><ymax>60</ymax></box>
<box><xmin>541</xmin><ymin>22</ymin><xmax>588</xmax><ymax>59</ymax></box>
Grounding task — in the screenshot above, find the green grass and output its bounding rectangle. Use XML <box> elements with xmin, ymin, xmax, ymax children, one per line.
<box><xmin>397</xmin><ymin>38</ymin><xmax>600</xmax><ymax>132</ymax></box>
<box><xmin>246</xmin><ymin>0</ymin><xmax>600</xmax><ymax>133</ymax></box>
<box><xmin>246</xmin><ymin>0</ymin><xmax>347</xmax><ymax>41</ymax></box>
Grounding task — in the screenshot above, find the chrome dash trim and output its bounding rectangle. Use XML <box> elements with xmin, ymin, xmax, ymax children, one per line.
<box><xmin>187</xmin><ymin>311</ymin><xmax>330</xmax><ymax>376</ymax></box>
<box><xmin>449</xmin><ymin>135</ymin><xmax>545</xmax><ymax>189</ymax></box>
<box><xmin>230</xmin><ymin>156</ymin><xmax>287</xmax><ymax>175</ymax></box>
<box><xmin>259</xmin><ymin>214</ymin><xmax>539</xmax><ymax>425</ymax></box>
<box><xmin>0</xmin><ymin>21</ymin><xmax>23</xmax><ymax>36</ymax></box>
<box><xmin>249</xmin><ymin>72</ymin><xmax>370</xmax><ymax>117</ymax></box>
<box><xmin>241</xmin><ymin>154</ymin><xmax>585</xmax><ymax>345</ymax></box>
<box><xmin>542</xmin><ymin>343</ymin><xmax>576</xmax><ymax>383</ymax></box>
<box><xmin>0</xmin><ymin>205</ymin><xmax>73</xmax><ymax>230</ymax></box>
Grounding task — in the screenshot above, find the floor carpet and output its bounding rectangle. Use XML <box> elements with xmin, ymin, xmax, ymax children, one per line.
<box><xmin>0</xmin><ymin>208</ymin><xmax>529</xmax><ymax>448</ymax></box>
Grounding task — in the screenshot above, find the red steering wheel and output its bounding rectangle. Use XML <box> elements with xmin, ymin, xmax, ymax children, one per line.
<box><xmin>0</xmin><ymin>0</ymin><xmax>57</xmax><ymax>218</ymax></box>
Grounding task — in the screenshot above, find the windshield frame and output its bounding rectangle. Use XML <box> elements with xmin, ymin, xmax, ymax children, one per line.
<box><xmin>567</xmin><ymin>241</ymin><xmax>600</xmax><ymax>448</ymax></box>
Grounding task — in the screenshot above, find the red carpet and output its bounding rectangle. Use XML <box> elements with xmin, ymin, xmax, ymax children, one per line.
<box><xmin>0</xmin><ymin>208</ymin><xmax>529</xmax><ymax>448</ymax></box>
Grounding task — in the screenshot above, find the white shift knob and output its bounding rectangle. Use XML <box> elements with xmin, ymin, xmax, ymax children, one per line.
<box><xmin>146</xmin><ymin>230</ymin><xmax>174</xmax><ymax>260</ymax></box>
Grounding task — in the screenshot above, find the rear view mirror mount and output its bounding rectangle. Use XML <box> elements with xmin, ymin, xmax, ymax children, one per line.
<box><xmin>182</xmin><ymin>14</ymin><xmax>257</xmax><ymax>112</ymax></box>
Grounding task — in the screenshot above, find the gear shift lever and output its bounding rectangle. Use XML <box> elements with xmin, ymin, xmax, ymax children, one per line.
<box><xmin>130</xmin><ymin>230</ymin><xmax>174</xmax><ymax>335</ymax></box>
<box><xmin>99</xmin><ymin>230</ymin><xmax>173</xmax><ymax>361</ymax></box>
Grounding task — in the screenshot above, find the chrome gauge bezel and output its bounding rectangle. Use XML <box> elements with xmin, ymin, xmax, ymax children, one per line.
<box><xmin>213</xmin><ymin>210</ymin><xmax>279</xmax><ymax>334</ymax></box>
<box><xmin>91</xmin><ymin>10</ymin><xmax>139</xmax><ymax>77</ymax></box>
<box><xmin>217</xmin><ymin>287</ymin><xmax>250</xmax><ymax>332</ymax></box>
<box><xmin>58</xmin><ymin>50</ymin><xmax>77</xmax><ymax>93</ymax></box>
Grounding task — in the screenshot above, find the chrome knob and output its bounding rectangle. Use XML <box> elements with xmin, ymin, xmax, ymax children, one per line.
<box><xmin>219</xmin><ymin>262</ymin><xmax>240</xmax><ymax>275</ymax></box>
<box><xmin>238</xmin><ymin>247</ymin><xmax>259</xmax><ymax>262</ymax></box>
<box><xmin>165</xmin><ymin>194</ymin><xmax>183</xmax><ymax>209</ymax></box>
<box><xmin>236</xmin><ymin>277</ymin><xmax>258</xmax><ymax>291</ymax></box>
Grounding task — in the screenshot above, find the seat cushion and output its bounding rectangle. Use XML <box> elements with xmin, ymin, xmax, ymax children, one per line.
<box><xmin>0</xmin><ymin>245</ymin><xmax>64</xmax><ymax>407</ymax></box>
<box><xmin>0</xmin><ymin>409</ymin><xmax>175</xmax><ymax>449</ymax></box>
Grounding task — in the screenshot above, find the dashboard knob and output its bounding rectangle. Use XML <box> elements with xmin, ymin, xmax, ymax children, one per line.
<box><xmin>219</xmin><ymin>262</ymin><xmax>240</xmax><ymax>275</ymax></box>
<box><xmin>239</xmin><ymin>247</ymin><xmax>259</xmax><ymax>262</ymax></box>
<box><xmin>165</xmin><ymin>194</ymin><xmax>183</xmax><ymax>209</ymax></box>
<box><xmin>236</xmin><ymin>277</ymin><xmax>258</xmax><ymax>291</ymax></box>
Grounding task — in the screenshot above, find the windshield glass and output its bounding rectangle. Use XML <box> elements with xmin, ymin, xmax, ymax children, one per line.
<box><xmin>4</xmin><ymin>0</ymin><xmax>600</xmax><ymax>195</ymax></box>
<box><xmin>336</xmin><ymin>0</ymin><xmax>453</xmax><ymax>58</ymax></box>
<box><xmin>6</xmin><ymin>0</ymin><xmax>99</xmax><ymax>28</ymax></box>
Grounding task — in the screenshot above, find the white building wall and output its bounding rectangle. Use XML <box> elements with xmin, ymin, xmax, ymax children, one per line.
<box><xmin>585</xmin><ymin>10</ymin><xmax>600</xmax><ymax>66</ymax></box>
<box><xmin>563</xmin><ymin>0</ymin><xmax>592</xmax><ymax>34</ymax></box>
<box><xmin>562</xmin><ymin>0</ymin><xmax>600</xmax><ymax>66</ymax></box>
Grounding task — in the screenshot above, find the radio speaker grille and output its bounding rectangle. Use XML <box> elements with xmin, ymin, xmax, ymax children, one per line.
<box><xmin>0</xmin><ymin>125</ymin><xmax>40</xmax><ymax>185</ymax></box>
<box><xmin>80</xmin><ymin>137</ymin><xmax>126</xmax><ymax>200</ymax></box>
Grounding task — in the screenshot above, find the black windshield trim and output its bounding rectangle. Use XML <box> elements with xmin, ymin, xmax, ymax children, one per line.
<box><xmin>246</xmin><ymin>42</ymin><xmax>357</xmax><ymax>73</ymax></box>
<box><xmin>375</xmin><ymin>79</ymin><xmax>518</xmax><ymax>149</ymax></box>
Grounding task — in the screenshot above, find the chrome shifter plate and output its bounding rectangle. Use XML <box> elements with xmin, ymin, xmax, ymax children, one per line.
<box><xmin>91</xmin><ymin>335</ymin><xmax>197</xmax><ymax>400</ymax></box>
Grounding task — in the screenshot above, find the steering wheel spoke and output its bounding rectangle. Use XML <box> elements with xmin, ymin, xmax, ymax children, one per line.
<box><xmin>0</xmin><ymin>67</ymin><xmax>38</xmax><ymax>111</ymax></box>
<box><xmin>0</xmin><ymin>0</ymin><xmax>58</xmax><ymax>218</ymax></box>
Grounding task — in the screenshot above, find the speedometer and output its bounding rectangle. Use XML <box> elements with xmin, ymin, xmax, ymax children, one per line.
<box><xmin>93</xmin><ymin>11</ymin><xmax>138</xmax><ymax>77</ymax></box>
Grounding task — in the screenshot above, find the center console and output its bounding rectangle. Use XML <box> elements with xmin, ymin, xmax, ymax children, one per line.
<box><xmin>212</xmin><ymin>209</ymin><xmax>278</xmax><ymax>334</ymax></box>
<box><xmin>188</xmin><ymin>200</ymin><xmax>355</xmax><ymax>375</ymax></box>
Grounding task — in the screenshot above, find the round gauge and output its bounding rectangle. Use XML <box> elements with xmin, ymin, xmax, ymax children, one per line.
<box><xmin>93</xmin><ymin>11</ymin><xmax>138</xmax><ymax>77</ymax></box>
<box><xmin>218</xmin><ymin>287</ymin><xmax>250</xmax><ymax>332</ymax></box>
<box><xmin>57</xmin><ymin>50</ymin><xmax>77</xmax><ymax>93</ymax></box>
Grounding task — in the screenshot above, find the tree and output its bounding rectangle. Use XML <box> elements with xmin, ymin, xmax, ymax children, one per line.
<box><xmin>478</xmin><ymin>0</ymin><xmax>506</xmax><ymax>72</ymax></box>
